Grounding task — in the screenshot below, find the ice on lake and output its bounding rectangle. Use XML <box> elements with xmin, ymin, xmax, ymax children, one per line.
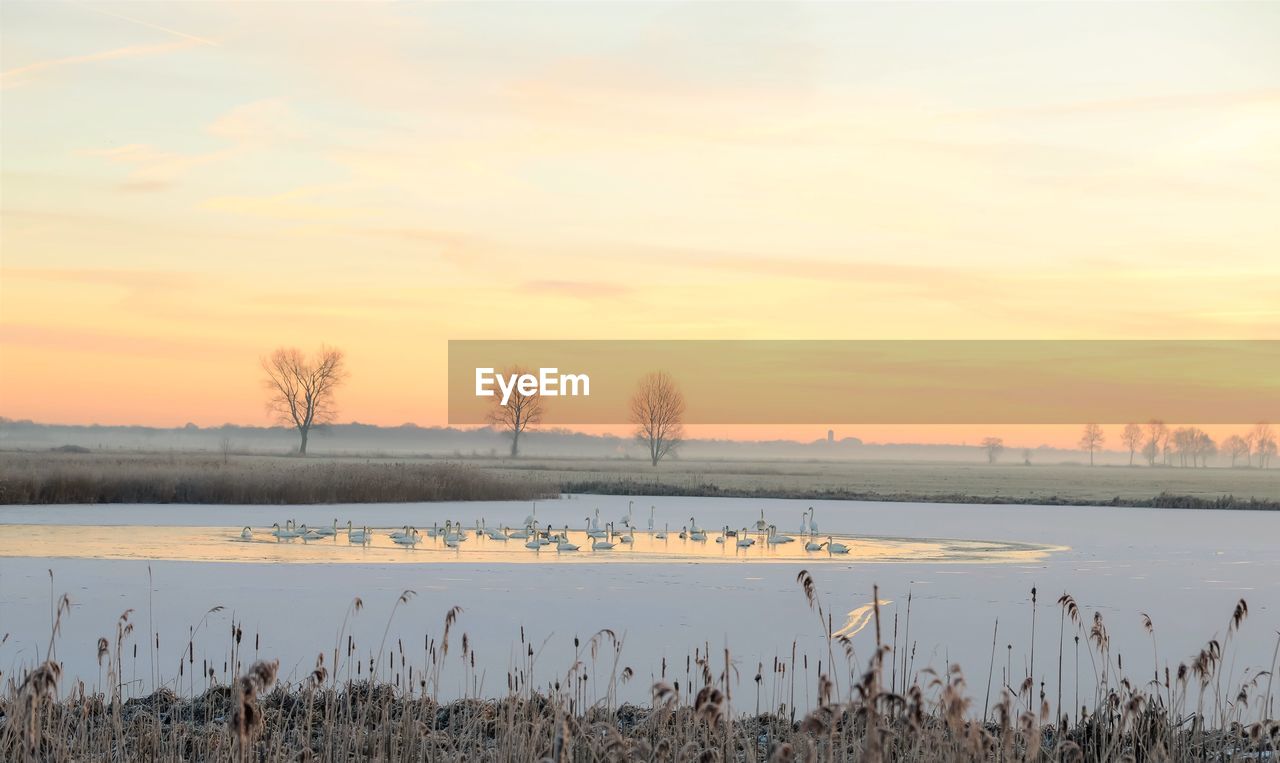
<box><xmin>2</xmin><ymin>495</ymin><xmax>1277</xmax><ymax>713</ymax></box>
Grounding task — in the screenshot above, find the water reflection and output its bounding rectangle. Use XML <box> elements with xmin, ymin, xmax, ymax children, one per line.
<box><xmin>0</xmin><ymin>525</ymin><xmax>1062</xmax><ymax>565</ymax></box>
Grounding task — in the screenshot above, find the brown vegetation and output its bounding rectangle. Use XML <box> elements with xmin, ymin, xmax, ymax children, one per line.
<box><xmin>0</xmin><ymin>452</ymin><xmax>551</xmax><ymax>505</ymax></box>
<box><xmin>1</xmin><ymin>573</ymin><xmax>1275</xmax><ymax>761</ymax></box>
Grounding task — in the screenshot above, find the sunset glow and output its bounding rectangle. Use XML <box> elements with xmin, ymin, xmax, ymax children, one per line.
<box><xmin>3</xmin><ymin>2</ymin><xmax>1278</xmax><ymax>443</ymax></box>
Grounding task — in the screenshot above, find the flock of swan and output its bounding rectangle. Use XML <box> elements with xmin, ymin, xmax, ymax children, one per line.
<box><xmin>238</xmin><ymin>502</ymin><xmax>852</xmax><ymax>555</ymax></box>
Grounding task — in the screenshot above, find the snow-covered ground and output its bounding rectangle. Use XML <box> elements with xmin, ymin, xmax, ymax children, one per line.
<box><xmin>2</xmin><ymin>495</ymin><xmax>1277</xmax><ymax>713</ymax></box>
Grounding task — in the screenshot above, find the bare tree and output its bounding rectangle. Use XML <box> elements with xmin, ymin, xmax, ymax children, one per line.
<box><xmin>980</xmin><ymin>436</ymin><xmax>1004</xmax><ymax>464</ymax></box>
<box><xmin>262</xmin><ymin>346</ymin><xmax>346</xmax><ymax>455</ymax></box>
<box><xmin>1223</xmin><ymin>434</ymin><xmax>1250</xmax><ymax>468</ymax></box>
<box><xmin>1121</xmin><ymin>423</ymin><xmax>1143</xmax><ymax>466</ymax></box>
<box><xmin>1248</xmin><ymin>422</ymin><xmax>1276</xmax><ymax>469</ymax></box>
<box><xmin>1079</xmin><ymin>423</ymin><xmax>1104</xmax><ymax>466</ymax></box>
<box><xmin>486</xmin><ymin>366</ymin><xmax>544</xmax><ymax>458</ymax></box>
<box><xmin>1142</xmin><ymin>419</ymin><xmax>1168</xmax><ymax>467</ymax></box>
<box><xmin>630</xmin><ymin>371</ymin><xmax>686</xmax><ymax>467</ymax></box>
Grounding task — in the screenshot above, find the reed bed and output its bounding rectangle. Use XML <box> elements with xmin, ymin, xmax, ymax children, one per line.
<box><xmin>2</xmin><ymin>573</ymin><xmax>1276</xmax><ymax>761</ymax></box>
<box><xmin>0</xmin><ymin>453</ymin><xmax>552</xmax><ymax>505</ymax></box>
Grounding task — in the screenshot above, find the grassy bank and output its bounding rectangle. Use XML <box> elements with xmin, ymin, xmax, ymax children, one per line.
<box><xmin>2</xmin><ymin>449</ymin><xmax>1276</xmax><ymax>507</ymax></box>
<box><xmin>2</xmin><ymin>573</ymin><xmax>1276</xmax><ymax>761</ymax></box>
<box><xmin>559</xmin><ymin>479</ymin><xmax>1280</xmax><ymax>511</ymax></box>
<box><xmin>0</xmin><ymin>452</ymin><xmax>552</xmax><ymax>505</ymax></box>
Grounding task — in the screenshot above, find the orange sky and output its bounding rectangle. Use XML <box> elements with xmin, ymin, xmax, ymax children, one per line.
<box><xmin>2</xmin><ymin>3</ymin><xmax>1278</xmax><ymax>448</ymax></box>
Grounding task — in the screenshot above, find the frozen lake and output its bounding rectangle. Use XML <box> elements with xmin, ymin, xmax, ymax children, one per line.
<box><xmin>2</xmin><ymin>495</ymin><xmax>1277</xmax><ymax>715</ymax></box>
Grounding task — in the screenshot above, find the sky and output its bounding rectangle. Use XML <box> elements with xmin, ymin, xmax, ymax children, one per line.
<box><xmin>1</xmin><ymin>2</ymin><xmax>1278</xmax><ymax>447</ymax></box>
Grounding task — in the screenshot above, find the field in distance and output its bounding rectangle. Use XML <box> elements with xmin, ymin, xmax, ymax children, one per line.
<box><xmin>1</xmin><ymin>449</ymin><xmax>1276</xmax><ymax>506</ymax></box>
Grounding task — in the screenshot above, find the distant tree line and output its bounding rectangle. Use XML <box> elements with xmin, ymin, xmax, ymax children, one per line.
<box><xmin>980</xmin><ymin>421</ymin><xmax>1275</xmax><ymax>468</ymax></box>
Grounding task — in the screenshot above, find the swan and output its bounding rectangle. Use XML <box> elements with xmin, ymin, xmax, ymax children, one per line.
<box><xmin>755</xmin><ymin>510</ymin><xmax>768</xmax><ymax>532</ymax></box>
<box><xmin>620</xmin><ymin>500</ymin><xmax>635</xmax><ymax>528</ymax></box>
<box><xmin>716</xmin><ymin>526</ymin><xmax>728</xmax><ymax>544</ymax></box>
<box><xmin>678</xmin><ymin>526</ymin><xmax>688</xmax><ymax>540</ymax></box>
<box><xmin>301</xmin><ymin>524</ymin><xmax>327</xmax><ymax>541</ymax></box>
<box><xmin>805</xmin><ymin>537</ymin><xmax>824</xmax><ymax>551</ymax></box>
<box><xmin>271</xmin><ymin>522</ymin><xmax>301</xmax><ymax>539</ymax></box>
<box><xmin>556</xmin><ymin>534</ymin><xmax>579</xmax><ymax>551</ymax></box>
<box><xmin>349</xmin><ymin>526</ymin><xmax>370</xmax><ymax>544</ymax></box>
<box><xmin>487</xmin><ymin>526</ymin><xmax>509</xmax><ymax>540</ymax></box>
<box><xmin>592</xmin><ymin>536</ymin><xmax>616</xmax><ymax>551</ymax></box>
<box><xmin>313</xmin><ymin>519</ymin><xmax>338</xmax><ymax>537</ymax></box>
<box><xmin>688</xmin><ymin>516</ymin><xmax>702</xmax><ymax>534</ymax></box>
<box><xmin>425</xmin><ymin>522</ymin><xmax>442</xmax><ymax>538</ymax></box>
<box><xmin>393</xmin><ymin>529</ymin><xmax>421</xmax><ymax>546</ymax></box>
<box><xmin>524</xmin><ymin>503</ymin><xmax>538</xmax><ymax>527</ymax></box>
<box><xmin>655</xmin><ymin>523</ymin><xmax>668</xmax><ymax>540</ymax></box>
<box><xmin>648</xmin><ymin>505</ymin><xmax>655</xmax><ymax>532</ymax></box>
<box><xmin>509</xmin><ymin>524</ymin><xmax>531</xmax><ymax>539</ymax></box>
<box><xmin>689</xmin><ymin>524</ymin><xmax>707</xmax><ymax>542</ymax></box>
<box><xmin>825</xmin><ymin>537</ymin><xmax>850</xmax><ymax>554</ymax></box>
<box><xmin>767</xmin><ymin>525</ymin><xmax>795</xmax><ymax>545</ymax></box>
<box><xmin>619</xmin><ymin>526</ymin><xmax>634</xmax><ymax>544</ymax></box>
<box><xmin>444</xmin><ymin>534</ymin><xmax>461</xmax><ymax>548</ymax></box>
<box><xmin>389</xmin><ymin>525</ymin><xmax>415</xmax><ymax>540</ymax></box>
<box><xmin>799</xmin><ymin>510</ymin><xmax>810</xmax><ymax>535</ymax></box>
<box><xmin>807</xmin><ymin>507</ymin><xmax>818</xmax><ymax>534</ymax></box>
<box><xmin>586</xmin><ymin>516</ymin><xmax>607</xmax><ymax>539</ymax></box>
<box><xmin>591</xmin><ymin>508</ymin><xmax>602</xmax><ymax>531</ymax></box>
<box><xmin>240</xmin><ymin>526</ymin><xmax>253</xmax><ymax>540</ymax></box>
<box><xmin>736</xmin><ymin>527</ymin><xmax>755</xmax><ymax>548</ymax></box>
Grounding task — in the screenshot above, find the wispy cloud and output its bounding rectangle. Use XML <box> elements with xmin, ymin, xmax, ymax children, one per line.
<box><xmin>67</xmin><ymin>1</ymin><xmax>218</xmax><ymax>47</ymax></box>
<box><xmin>1</xmin><ymin>40</ymin><xmax>199</xmax><ymax>89</ymax></box>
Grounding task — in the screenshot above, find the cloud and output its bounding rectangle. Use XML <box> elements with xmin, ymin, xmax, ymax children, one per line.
<box><xmin>0</xmin><ymin>40</ymin><xmax>199</xmax><ymax>89</ymax></box>
<box><xmin>78</xmin><ymin>99</ymin><xmax>300</xmax><ymax>191</ymax></box>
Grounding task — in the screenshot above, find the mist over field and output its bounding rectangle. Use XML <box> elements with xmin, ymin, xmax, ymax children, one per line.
<box><xmin>0</xmin><ymin>418</ymin><xmax>1250</xmax><ymax>467</ymax></box>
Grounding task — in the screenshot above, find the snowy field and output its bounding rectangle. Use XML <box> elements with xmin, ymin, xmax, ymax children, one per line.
<box><xmin>2</xmin><ymin>495</ymin><xmax>1277</xmax><ymax>713</ymax></box>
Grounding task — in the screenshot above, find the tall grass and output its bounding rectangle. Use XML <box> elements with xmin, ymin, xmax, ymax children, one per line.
<box><xmin>0</xmin><ymin>452</ymin><xmax>552</xmax><ymax>504</ymax></box>
<box><xmin>2</xmin><ymin>572</ymin><xmax>1275</xmax><ymax>761</ymax></box>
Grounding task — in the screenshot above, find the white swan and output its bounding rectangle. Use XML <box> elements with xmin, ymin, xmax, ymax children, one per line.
<box><xmin>755</xmin><ymin>510</ymin><xmax>768</xmax><ymax>532</ymax></box>
<box><xmin>586</xmin><ymin>516</ymin><xmax>607</xmax><ymax>539</ymax></box>
<box><xmin>509</xmin><ymin>524</ymin><xmax>531</xmax><ymax>539</ymax></box>
<box><xmin>425</xmin><ymin>522</ymin><xmax>442</xmax><ymax>538</ymax></box>
<box><xmin>556</xmin><ymin>535</ymin><xmax>580</xmax><ymax>552</ymax></box>
<box><xmin>240</xmin><ymin>526</ymin><xmax>254</xmax><ymax>540</ymax></box>
<box><xmin>655</xmin><ymin>522</ymin><xmax>668</xmax><ymax>540</ymax></box>
<box><xmin>313</xmin><ymin>519</ymin><xmax>338</xmax><ymax>537</ymax></box>
<box><xmin>799</xmin><ymin>510</ymin><xmax>810</xmax><ymax>535</ymax></box>
<box><xmin>523</xmin><ymin>503</ymin><xmax>538</xmax><ymax>527</ymax></box>
<box><xmin>271</xmin><ymin>522</ymin><xmax>301</xmax><ymax>539</ymax></box>
<box><xmin>689</xmin><ymin>524</ymin><xmax>707</xmax><ymax>542</ymax></box>
<box><xmin>389</xmin><ymin>525</ymin><xmax>415</xmax><ymax>540</ymax></box>
<box><xmin>688</xmin><ymin>516</ymin><xmax>703</xmax><ymax>534</ymax></box>
<box><xmin>620</xmin><ymin>500</ymin><xmax>635</xmax><ymax>528</ymax></box>
<box><xmin>648</xmin><ymin>505</ymin><xmax>655</xmax><ymax>532</ymax></box>
<box><xmin>393</xmin><ymin>528</ymin><xmax>421</xmax><ymax>546</ymax></box>
<box><xmin>486</xmin><ymin>526</ymin><xmax>509</xmax><ymax>540</ymax></box>
<box><xmin>807</xmin><ymin>507</ymin><xmax>818</xmax><ymax>534</ymax></box>
<box><xmin>715</xmin><ymin>526</ymin><xmax>728</xmax><ymax>544</ymax></box>
<box><xmin>736</xmin><ymin>527</ymin><xmax>755</xmax><ymax>548</ymax></box>
<box><xmin>767</xmin><ymin>525</ymin><xmax>795</xmax><ymax>545</ymax></box>
<box><xmin>349</xmin><ymin>526</ymin><xmax>370</xmax><ymax>544</ymax></box>
<box><xmin>591</xmin><ymin>508</ymin><xmax>602</xmax><ymax>531</ymax></box>
<box><xmin>825</xmin><ymin>537</ymin><xmax>850</xmax><ymax>554</ymax></box>
<box><xmin>805</xmin><ymin>537</ymin><xmax>824</xmax><ymax>551</ymax></box>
